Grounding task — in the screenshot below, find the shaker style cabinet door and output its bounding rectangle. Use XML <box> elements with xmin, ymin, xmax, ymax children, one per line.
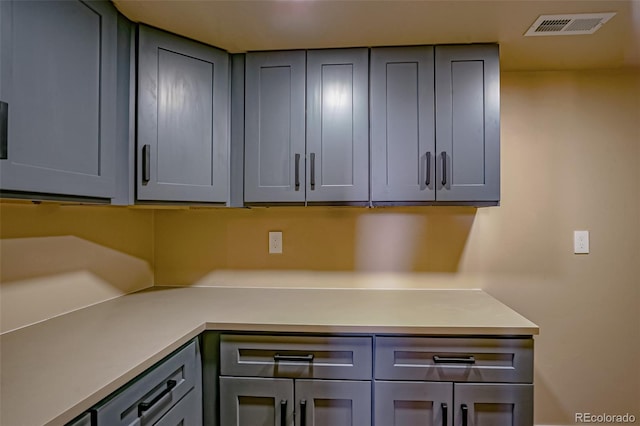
<box><xmin>137</xmin><ymin>25</ymin><xmax>229</xmax><ymax>202</ymax></box>
<box><xmin>244</xmin><ymin>51</ymin><xmax>306</xmax><ymax>203</ymax></box>
<box><xmin>454</xmin><ymin>384</ymin><xmax>533</xmax><ymax>426</ymax></box>
<box><xmin>374</xmin><ymin>381</ymin><xmax>452</xmax><ymax>426</ymax></box>
<box><xmin>220</xmin><ymin>377</ymin><xmax>295</xmax><ymax>426</ymax></box>
<box><xmin>370</xmin><ymin>46</ymin><xmax>436</xmax><ymax>203</ymax></box>
<box><xmin>306</xmin><ymin>49</ymin><xmax>369</xmax><ymax>203</ymax></box>
<box><xmin>435</xmin><ymin>45</ymin><xmax>500</xmax><ymax>202</ymax></box>
<box><xmin>295</xmin><ymin>380</ymin><xmax>371</xmax><ymax>426</ymax></box>
<box><xmin>0</xmin><ymin>0</ymin><xmax>117</xmax><ymax>198</ymax></box>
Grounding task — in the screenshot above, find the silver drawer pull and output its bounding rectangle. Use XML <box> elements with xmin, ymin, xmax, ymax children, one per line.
<box><xmin>273</xmin><ymin>353</ymin><xmax>314</xmax><ymax>362</ymax></box>
<box><xmin>433</xmin><ymin>355</ymin><xmax>476</xmax><ymax>364</ymax></box>
<box><xmin>137</xmin><ymin>379</ymin><xmax>176</xmax><ymax>416</ymax></box>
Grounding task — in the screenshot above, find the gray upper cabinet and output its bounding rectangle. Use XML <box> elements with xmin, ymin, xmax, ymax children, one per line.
<box><xmin>0</xmin><ymin>0</ymin><xmax>117</xmax><ymax>199</ymax></box>
<box><xmin>371</xmin><ymin>44</ymin><xmax>500</xmax><ymax>204</ymax></box>
<box><xmin>306</xmin><ymin>49</ymin><xmax>369</xmax><ymax>203</ymax></box>
<box><xmin>137</xmin><ymin>25</ymin><xmax>229</xmax><ymax>203</ymax></box>
<box><xmin>435</xmin><ymin>44</ymin><xmax>500</xmax><ymax>202</ymax></box>
<box><xmin>244</xmin><ymin>51</ymin><xmax>306</xmax><ymax>203</ymax></box>
<box><xmin>370</xmin><ymin>46</ymin><xmax>435</xmax><ymax>203</ymax></box>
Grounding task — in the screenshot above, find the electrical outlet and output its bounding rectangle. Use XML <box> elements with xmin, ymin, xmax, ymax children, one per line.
<box><xmin>574</xmin><ymin>230</ymin><xmax>589</xmax><ymax>254</ymax></box>
<box><xmin>269</xmin><ymin>231</ymin><xmax>282</xmax><ymax>254</ymax></box>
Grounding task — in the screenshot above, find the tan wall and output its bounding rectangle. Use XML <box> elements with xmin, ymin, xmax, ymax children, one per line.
<box><xmin>154</xmin><ymin>70</ymin><xmax>640</xmax><ymax>424</ymax></box>
<box><xmin>0</xmin><ymin>203</ymin><xmax>154</xmax><ymax>333</ymax></box>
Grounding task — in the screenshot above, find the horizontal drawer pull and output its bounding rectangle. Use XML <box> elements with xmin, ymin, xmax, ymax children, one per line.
<box><xmin>274</xmin><ymin>353</ymin><xmax>314</xmax><ymax>362</ymax></box>
<box><xmin>433</xmin><ymin>355</ymin><xmax>476</xmax><ymax>364</ymax></box>
<box><xmin>137</xmin><ymin>379</ymin><xmax>176</xmax><ymax>417</ymax></box>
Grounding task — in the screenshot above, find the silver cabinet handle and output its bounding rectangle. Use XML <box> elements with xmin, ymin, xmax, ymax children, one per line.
<box><xmin>310</xmin><ymin>153</ymin><xmax>316</xmax><ymax>189</ymax></box>
<box><xmin>0</xmin><ymin>101</ymin><xmax>8</xmax><ymax>160</ymax></box>
<box><xmin>142</xmin><ymin>144</ymin><xmax>151</xmax><ymax>183</ymax></box>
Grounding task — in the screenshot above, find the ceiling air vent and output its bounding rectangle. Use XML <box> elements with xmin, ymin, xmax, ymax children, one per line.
<box><xmin>524</xmin><ymin>13</ymin><xmax>616</xmax><ymax>36</ymax></box>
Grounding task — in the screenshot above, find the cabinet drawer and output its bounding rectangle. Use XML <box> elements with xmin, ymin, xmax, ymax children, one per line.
<box><xmin>94</xmin><ymin>340</ymin><xmax>198</xmax><ymax>426</ymax></box>
<box><xmin>221</xmin><ymin>334</ymin><xmax>372</xmax><ymax>380</ymax></box>
<box><xmin>375</xmin><ymin>337</ymin><xmax>532</xmax><ymax>383</ymax></box>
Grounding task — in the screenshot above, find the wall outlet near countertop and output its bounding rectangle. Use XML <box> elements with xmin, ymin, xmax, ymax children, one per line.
<box><xmin>574</xmin><ymin>230</ymin><xmax>589</xmax><ymax>254</ymax></box>
<box><xmin>269</xmin><ymin>231</ymin><xmax>283</xmax><ymax>254</ymax></box>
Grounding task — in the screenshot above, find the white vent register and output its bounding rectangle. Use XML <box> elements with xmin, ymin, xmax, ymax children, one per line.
<box><xmin>525</xmin><ymin>13</ymin><xmax>616</xmax><ymax>36</ymax></box>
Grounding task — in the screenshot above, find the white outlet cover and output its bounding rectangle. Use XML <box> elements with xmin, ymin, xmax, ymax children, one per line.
<box><xmin>269</xmin><ymin>231</ymin><xmax>283</xmax><ymax>254</ymax></box>
<box><xmin>574</xmin><ymin>230</ymin><xmax>589</xmax><ymax>254</ymax></box>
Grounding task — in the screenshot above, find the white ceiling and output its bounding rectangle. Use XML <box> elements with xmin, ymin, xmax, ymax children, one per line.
<box><xmin>113</xmin><ymin>0</ymin><xmax>640</xmax><ymax>71</ymax></box>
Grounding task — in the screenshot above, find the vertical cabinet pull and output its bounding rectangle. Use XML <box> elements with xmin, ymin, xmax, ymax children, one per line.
<box><xmin>137</xmin><ymin>379</ymin><xmax>176</xmax><ymax>416</ymax></box>
<box><xmin>309</xmin><ymin>153</ymin><xmax>316</xmax><ymax>189</ymax></box>
<box><xmin>294</xmin><ymin>153</ymin><xmax>301</xmax><ymax>190</ymax></box>
<box><xmin>440</xmin><ymin>151</ymin><xmax>447</xmax><ymax>186</ymax></box>
<box><xmin>280</xmin><ymin>400</ymin><xmax>287</xmax><ymax>426</ymax></box>
<box><xmin>142</xmin><ymin>144</ymin><xmax>151</xmax><ymax>183</ymax></box>
<box><xmin>300</xmin><ymin>399</ymin><xmax>307</xmax><ymax>426</ymax></box>
<box><xmin>461</xmin><ymin>404</ymin><xmax>468</xmax><ymax>426</ymax></box>
<box><xmin>441</xmin><ymin>403</ymin><xmax>448</xmax><ymax>426</ymax></box>
<box><xmin>0</xmin><ymin>101</ymin><xmax>8</xmax><ymax>160</ymax></box>
<box><xmin>425</xmin><ymin>151</ymin><xmax>431</xmax><ymax>186</ymax></box>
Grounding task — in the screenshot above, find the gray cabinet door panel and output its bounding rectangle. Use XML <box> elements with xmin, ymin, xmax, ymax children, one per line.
<box><xmin>435</xmin><ymin>45</ymin><xmax>500</xmax><ymax>202</ymax></box>
<box><xmin>370</xmin><ymin>46</ymin><xmax>435</xmax><ymax>202</ymax></box>
<box><xmin>154</xmin><ymin>388</ymin><xmax>200</xmax><ymax>426</ymax></box>
<box><xmin>137</xmin><ymin>25</ymin><xmax>229</xmax><ymax>202</ymax></box>
<box><xmin>245</xmin><ymin>50</ymin><xmax>306</xmax><ymax>202</ymax></box>
<box><xmin>0</xmin><ymin>0</ymin><xmax>117</xmax><ymax>198</ymax></box>
<box><xmin>220</xmin><ymin>376</ymin><xmax>294</xmax><ymax>426</ymax></box>
<box><xmin>295</xmin><ymin>380</ymin><xmax>371</xmax><ymax>426</ymax></box>
<box><xmin>454</xmin><ymin>384</ymin><xmax>533</xmax><ymax>426</ymax></box>
<box><xmin>375</xmin><ymin>381</ymin><xmax>452</xmax><ymax>426</ymax></box>
<box><xmin>306</xmin><ymin>49</ymin><xmax>369</xmax><ymax>202</ymax></box>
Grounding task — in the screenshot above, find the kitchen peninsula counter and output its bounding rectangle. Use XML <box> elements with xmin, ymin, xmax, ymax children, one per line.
<box><xmin>0</xmin><ymin>286</ymin><xmax>539</xmax><ymax>426</ymax></box>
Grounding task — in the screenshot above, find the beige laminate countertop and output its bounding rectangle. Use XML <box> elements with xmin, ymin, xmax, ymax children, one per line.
<box><xmin>0</xmin><ymin>286</ymin><xmax>539</xmax><ymax>426</ymax></box>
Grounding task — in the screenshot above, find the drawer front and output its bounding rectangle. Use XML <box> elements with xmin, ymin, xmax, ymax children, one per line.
<box><xmin>95</xmin><ymin>340</ymin><xmax>198</xmax><ymax>426</ymax></box>
<box><xmin>154</xmin><ymin>388</ymin><xmax>201</xmax><ymax>426</ymax></box>
<box><xmin>375</xmin><ymin>337</ymin><xmax>533</xmax><ymax>383</ymax></box>
<box><xmin>220</xmin><ymin>334</ymin><xmax>372</xmax><ymax>380</ymax></box>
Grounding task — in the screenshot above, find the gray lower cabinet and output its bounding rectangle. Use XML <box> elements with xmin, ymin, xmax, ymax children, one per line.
<box><xmin>219</xmin><ymin>334</ymin><xmax>373</xmax><ymax>426</ymax></box>
<box><xmin>244</xmin><ymin>48</ymin><xmax>369</xmax><ymax>204</ymax></box>
<box><xmin>370</xmin><ymin>44</ymin><xmax>500</xmax><ymax>204</ymax></box>
<box><xmin>220</xmin><ymin>377</ymin><xmax>371</xmax><ymax>426</ymax></box>
<box><xmin>137</xmin><ymin>25</ymin><xmax>229</xmax><ymax>203</ymax></box>
<box><xmin>0</xmin><ymin>0</ymin><xmax>118</xmax><ymax>199</ymax></box>
<box><xmin>454</xmin><ymin>383</ymin><xmax>533</xmax><ymax>426</ymax></box>
<box><xmin>375</xmin><ymin>381</ymin><xmax>452</xmax><ymax>426</ymax></box>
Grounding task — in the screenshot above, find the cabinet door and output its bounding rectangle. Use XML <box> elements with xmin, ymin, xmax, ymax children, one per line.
<box><xmin>454</xmin><ymin>384</ymin><xmax>533</xmax><ymax>426</ymax></box>
<box><xmin>137</xmin><ymin>25</ymin><xmax>229</xmax><ymax>202</ymax></box>
<box><xmin>245</xmin><ymin>51</ymin><xmax>306</xmax><ymax>203</ymax></box>
<box><xmin>0</xmin><ymin>0</ymin><xmax>117</xmax><ymax>198</ymax></box>
<box><xmin>220</xmin><ymin>377</ymin><xmax>294</xmax><ymax>426</ymax></box>
<box><xmin>370</xmin><ymin>47</ymin><xmax>435</xmax><ymax>202</ymax></box>
<box><xmin>375</xmin><ymin>381</ymin><xmax>452</xmax><ymax>426</ymax></box>
<box><xmin>154</xmin><ymin>388</ymin><xmax>201</xmax><ymax>426</ymax></box>
<box><xmin>306</xmin><ymin>49</ymin><xmax>369</xmax><ymax>203</ymax></box>
<box><xmin>435</xmin><ymin>45</ymin><xmax>500</xmax><ymax>202</ymax></box>
<box><xmin>295</xmin><ymin>380</ymin><xmax>371</xmax><ymax>426</ymax></box>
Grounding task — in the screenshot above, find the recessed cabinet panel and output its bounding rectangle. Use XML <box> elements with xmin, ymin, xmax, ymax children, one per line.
<box><xmin>306</xmin><ymin>49</ymin><xmax>369</xmax><ymax>202</ymax></box>
<box><xmin>156</xmin><ymin>49</ymin><xmax>214</xmax><ymax>186</ymax></box>
<box><xmin>371</xmin><ymin>46</ymin><xmax>435</xmax><ymax>202</ymax></box>
<box><xmin>435</xmin><ymin>45</ymin><xmax>500</xmax><ymax>202</ymax></box>
<box><xmin>454</xmin><ymin>384</ymin><xmax>533</xmax><ymax>426</ymax></box>
<box><xmin>0</xmin><ymin>0</ymin><xmax>117</xmax><ymax>198</ymax></box>
<box><xmin>375</xmin><ymin>381</ymin><xmax>452</xmax><ymax>426</ymax></box>
<box><xmin>137</xmin><ymin>25</ymin><xmax>229</xmax><ymax>202</ymax></box>
<box><xmin>220</xmin><ymin>376</ymin><xmax>294</xmax><ymax>426</ymax></box>
<box><xmin>245</xmin><ymin>51</ymin><xmax>306</xmax><ymax>202</ymax></box>
<box><xmin>295</xmin><ymin>380</ymin><xmax>371</xmax><ymax>426</ymax></box>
